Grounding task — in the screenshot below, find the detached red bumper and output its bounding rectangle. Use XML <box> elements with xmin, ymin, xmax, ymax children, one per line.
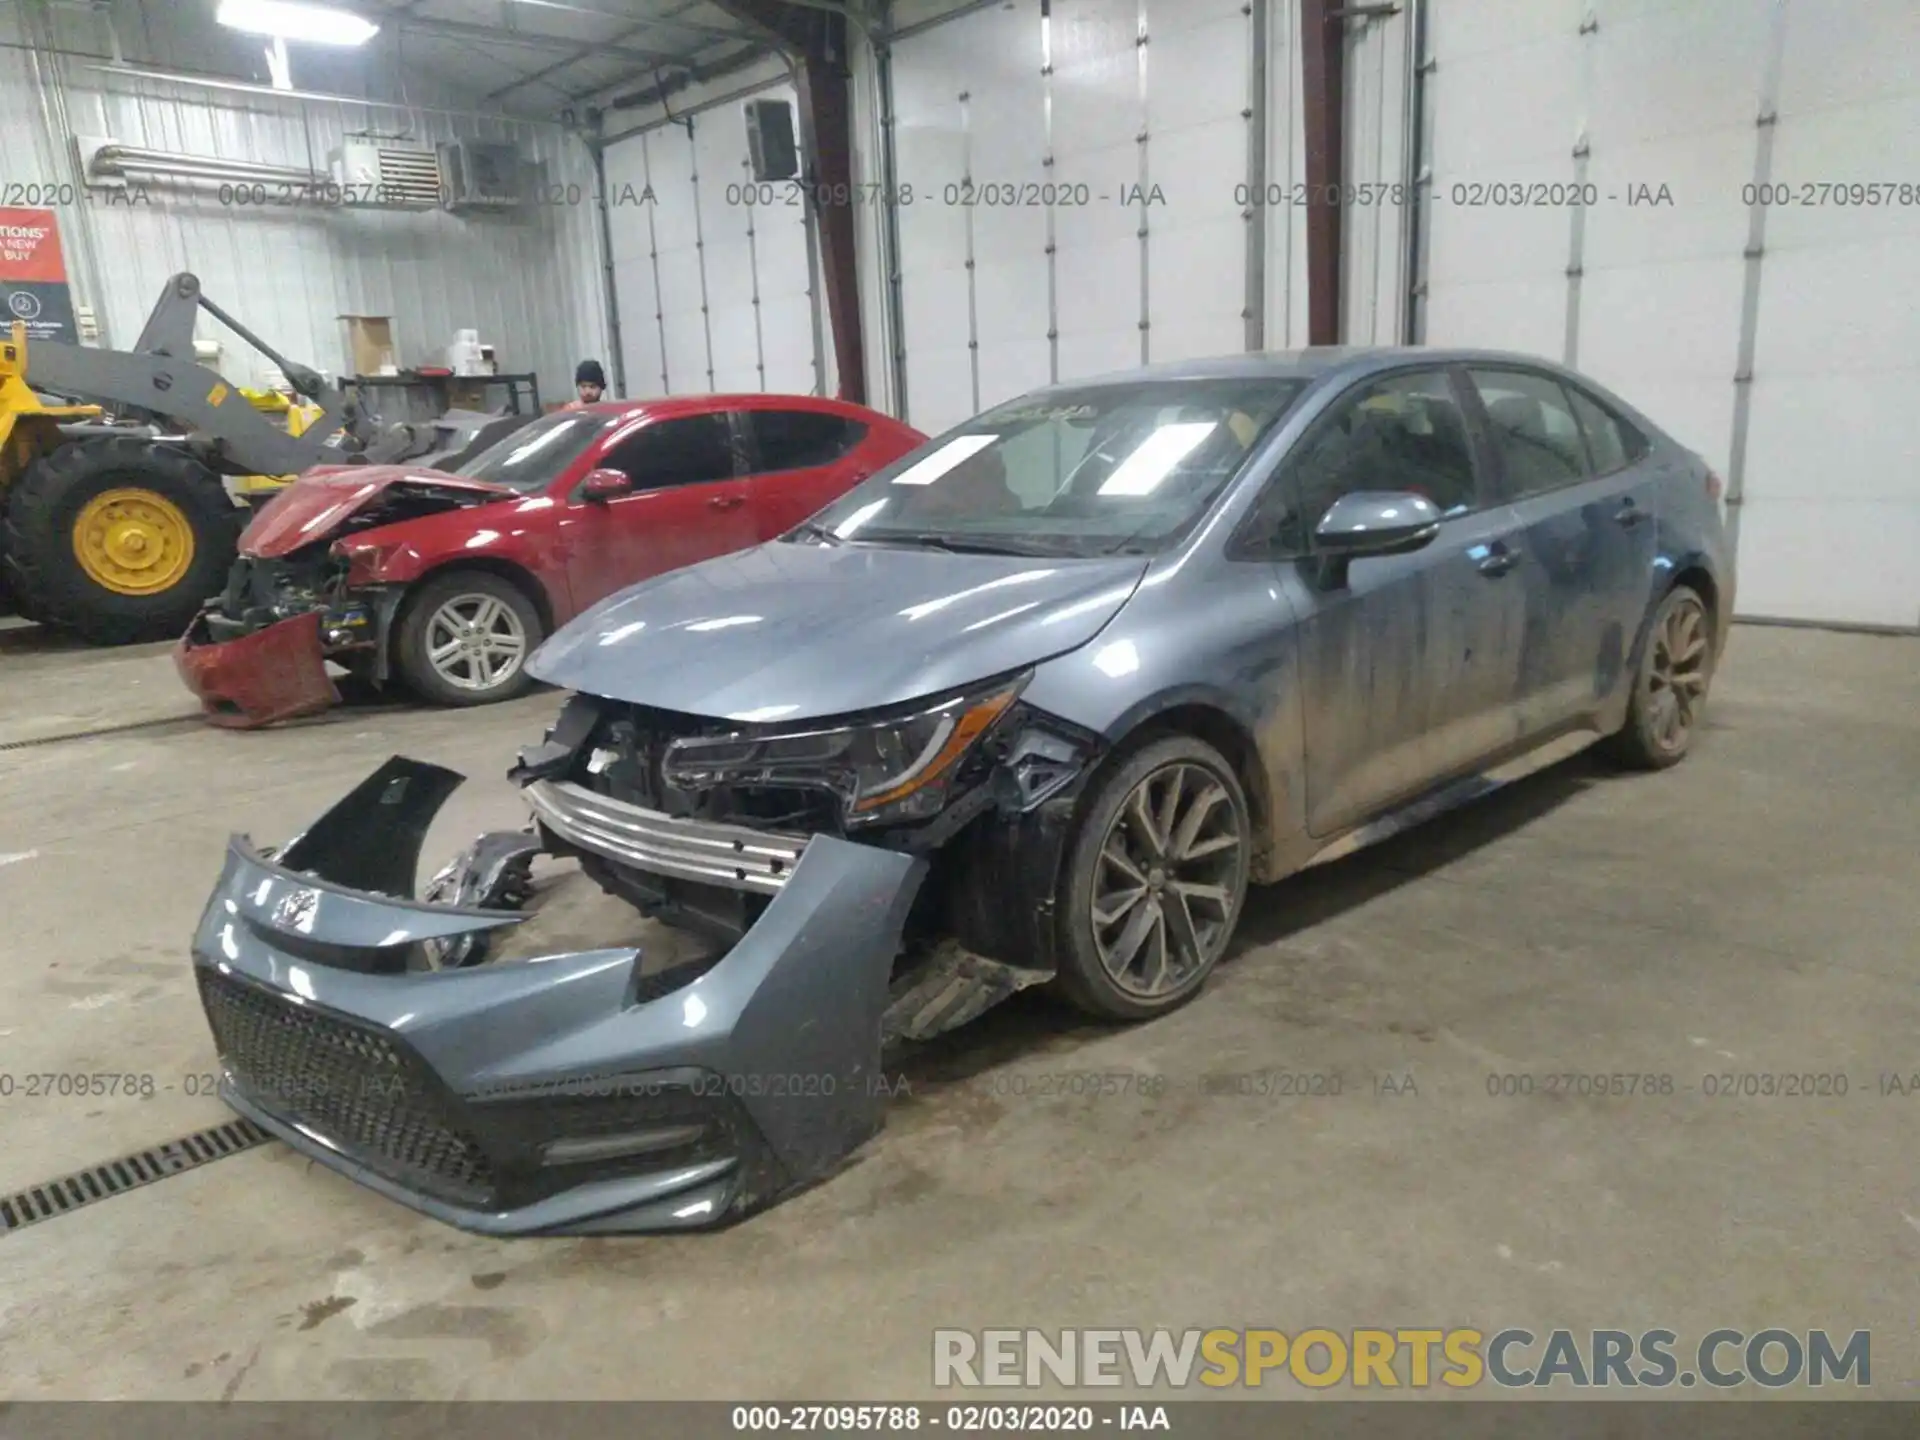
<box><xmin>175</xmin><ymin>611</ymin><xmax>339</xmax><ymax>729</ymax></box>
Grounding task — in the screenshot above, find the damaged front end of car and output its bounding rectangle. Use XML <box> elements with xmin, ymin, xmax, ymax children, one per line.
<box><xmin>188</xmin><ymin>686</ymin><xmax>1105</xmax><ymax>1234</ymax></box>
<box><xmin>176</xmin><ymin>479</ymin><xmax>508</xmax><ymax>727</ymax></box>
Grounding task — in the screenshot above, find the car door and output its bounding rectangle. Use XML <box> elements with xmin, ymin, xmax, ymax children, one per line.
<box><xmin>1255</xmin><ymin>366</ymin><xmax>1529</xmax><ymax>838</ymax></box>
<box><xmin>557</xmin><ymin>411</ymin><xmax>755</xmax><ymax>609</ymax></box>
<box><xmin>1464</xmin><ymin>368</ymin><xmax>1661</xmax><ymax>737</ymax></box>
<box><xmin>736</xmin><ymin>406</ymin><xmax>875</xmax><ymax>540</ymax></box>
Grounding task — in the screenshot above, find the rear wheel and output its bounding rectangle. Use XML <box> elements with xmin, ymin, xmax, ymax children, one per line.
<box><xmin>392</xmin><ymin>570</ymin><xmax>543</xmax><ymax>707</ymax></box>
<box><xmin>0</xmin><ymin>437</ymin><xmax>243</xmax><ymax>644</ymax></box>
<box><xmin>1603</xmin><ymin>583</ymin><xmax>1714</xmax><ymax>769</ymax></box>
<box><xmin>1052</xmin><ymin>735</ymin><xmax>1252</xmax><ymax>1021</ymax></box>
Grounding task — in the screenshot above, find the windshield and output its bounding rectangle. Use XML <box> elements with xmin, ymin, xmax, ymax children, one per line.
<box><xmin>455</xmin><ymin>412</ymin><xmax>607</xmax><ymax>493</ymax></box>
<box><xmin>800</xmin><ymin>378</ymin><xmax>1307</xmax><ymax>556</ymax></box>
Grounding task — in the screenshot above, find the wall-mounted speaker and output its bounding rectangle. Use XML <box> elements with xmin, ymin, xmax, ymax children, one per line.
<box><xmin>745</xmin><ymin>98</ymin><xmax>800</xmax><ymax>182</ymax></box>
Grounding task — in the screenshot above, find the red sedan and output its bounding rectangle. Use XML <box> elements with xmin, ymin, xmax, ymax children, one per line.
<box><xmin>175</xmin><ymin>394</ymin><xmax>926</xmax><ymax>725</ymax></box>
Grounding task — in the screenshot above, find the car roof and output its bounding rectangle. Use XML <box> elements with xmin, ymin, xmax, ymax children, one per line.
<box><xmin>570</xmin><ymin>393</ymin><xmax>895</xmax><ymax>421</ymax></box>
<box><xmin>1057</xmin><ymin>346</ymin><xmax>1586</xmax><ymax>386</ymax></box>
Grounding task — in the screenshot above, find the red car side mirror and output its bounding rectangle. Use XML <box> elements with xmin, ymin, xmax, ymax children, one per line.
<box><xmin>580</xmin><ymin>468</ymin><xmax>633</xmax><ymax>502</ymax></box>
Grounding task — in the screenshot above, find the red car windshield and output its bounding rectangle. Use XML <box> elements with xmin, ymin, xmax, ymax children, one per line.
<box><xmin>456</xmin><ymin>412</ymin><xmax>608</xmax><ymax>493</ymax></box>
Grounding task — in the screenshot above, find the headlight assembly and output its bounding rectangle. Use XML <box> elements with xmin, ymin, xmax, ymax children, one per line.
<box><xmin>659</xmin><ymin>675</ymin><xmax>1028</xmax><ymax>826</ymax></box>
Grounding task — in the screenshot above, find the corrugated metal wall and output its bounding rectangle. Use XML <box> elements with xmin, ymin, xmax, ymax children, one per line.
<box><xmin>0</xmin><ymin>27</ymin><xmax>606</xmax><ymax>404</ymax></box>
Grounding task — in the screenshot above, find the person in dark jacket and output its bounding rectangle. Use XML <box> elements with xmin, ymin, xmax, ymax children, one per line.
<box><xmin>565</xmin><ymin>359</ymin><xmax>607</xmax><ymax>409</ymax></box>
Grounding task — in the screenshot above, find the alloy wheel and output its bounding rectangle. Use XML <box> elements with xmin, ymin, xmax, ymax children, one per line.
<box><xmin>1090</xmin><ymin>761</ymin><xmax>1248</xmax><ymax>1000</ymax></box>
<box><xmin>425</xmin><ymin>593</ymin><xmax>528</xmax><ymax>692</ymax></box>
<box><xmin>1645</xmin><ymin>593</ymin><xmax>1710</xmax><ymax>754</ymax></box>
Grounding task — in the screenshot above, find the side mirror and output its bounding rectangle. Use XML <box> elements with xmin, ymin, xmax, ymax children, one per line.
<box><xmin>1309</xmin><ymin>490</ymin><xmax>1443</xmax><ymax>587</ymax></box>
<box><xmin>580</xmin><ymin>468</ymin><xmax>633</xmax><ymax>502</ymax></box>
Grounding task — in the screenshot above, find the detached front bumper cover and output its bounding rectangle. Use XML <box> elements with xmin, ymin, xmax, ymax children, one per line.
<box><xmin>190</xmin><ymin>757</ymin><xmax>925</xmax><ymax>1235</ymax></box>
<box><xmin>176</xmin><ymin>610</ymin><xmax>338</xmax><ymax>728</ymax></box>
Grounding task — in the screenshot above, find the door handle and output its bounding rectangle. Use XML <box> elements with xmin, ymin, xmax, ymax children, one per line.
<box><xmin>1613</xmin><ymin>499</ymin><xmax>1645</xmax><ymax>528</ymax></box>
<box><xmin>708</xmin><ymin>494</ymin><xmax>745</xmax><ymax>510</ymax></box>
<box><xmin>1476</xmin><ymin>543</ymin><xmax>1520</xmax><ymax>577</ymax></box>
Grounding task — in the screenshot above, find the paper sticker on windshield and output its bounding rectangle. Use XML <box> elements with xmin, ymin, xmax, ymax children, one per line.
<box><xmin>993</xmin><ymin>404</ymin><xmax>1099</xmax><ymax>424</ymax></box>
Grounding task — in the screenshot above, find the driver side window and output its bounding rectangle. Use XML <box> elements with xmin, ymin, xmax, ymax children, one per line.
<box><xmin>1259</xmin><ymin>369</ymin><xmax>1480</xmax><ymax>557</ymax></box>
<box><xmin>595</xmin><ymin>414</ymin><xmax>737</xmax><ymax>493</ymax></box>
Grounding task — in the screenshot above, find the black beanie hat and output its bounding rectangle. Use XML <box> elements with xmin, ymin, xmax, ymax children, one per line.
<box><xmin>575</xmin><ymin>359</ymin><xmax>606</xmax><ymax>387</ymax></box>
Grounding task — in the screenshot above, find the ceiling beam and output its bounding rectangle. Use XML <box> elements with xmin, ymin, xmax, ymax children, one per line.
<box><xmin>599</xmin><ymin>39</ymin><xmax>776</xmax><ymax>107</ymax></box>
<box><xmin>383</xmin><ymin>14</ymin><xmax>691</xmax><ymax>69</ymax></box>
<box><xmin>482</xmin><ymin>20</ymin><xmax>673</xmax><ymax>100</ymax></box>
<box><xmin>499</xmin><ymin>0</ymin><xmax>756</xmax><ymax>42</ymax></box>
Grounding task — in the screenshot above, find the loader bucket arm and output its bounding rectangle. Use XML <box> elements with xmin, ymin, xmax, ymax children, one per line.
<box><xmin>18</xmin><ymin>273</ymin><xmax>372</xmax><ymax>477</ymax></box>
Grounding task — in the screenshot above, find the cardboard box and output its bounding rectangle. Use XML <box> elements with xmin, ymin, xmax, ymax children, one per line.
<box><xmin>340</xmin><ymin>315</ymin><xmax>396</xmax><ymax>377</ymax></box>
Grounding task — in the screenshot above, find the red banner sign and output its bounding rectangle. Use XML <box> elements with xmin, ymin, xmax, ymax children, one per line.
<box><xmin>0</xmin><ymin>207</ymin><xmax>78</xmax><ymax>342</ymax></box>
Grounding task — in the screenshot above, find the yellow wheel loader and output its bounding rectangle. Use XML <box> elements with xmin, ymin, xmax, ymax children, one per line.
<box><xmin>0</xmin><ymin>272</ymin><xmax>392</xmax><ymax>645</ymax></box>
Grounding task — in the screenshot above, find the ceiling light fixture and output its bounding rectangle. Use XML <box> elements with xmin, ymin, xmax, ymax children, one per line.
<box><xmin>216</xmin><ymin>0</ymin><xmax>381</xmax><ymax>47</ymax></box>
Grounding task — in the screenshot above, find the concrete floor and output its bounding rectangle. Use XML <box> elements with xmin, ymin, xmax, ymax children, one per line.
<box><xmin>0</xmin><ymin>622</ymin><xmax>1915</xmax><ymax>1400</ymax></box>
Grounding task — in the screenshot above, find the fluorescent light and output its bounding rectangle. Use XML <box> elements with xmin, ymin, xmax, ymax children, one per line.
<box><xmin>217</xmin><ymin>0</ymin><xmax>380</xmax><ymax>46</ymax></box>
<box><xmin>1098</xmin><ymin>421</ymin><xmax>1218</xmax><ymax>497</ymax></box>
<box><xmin>890</xmin><ymin>434</ymin><xmax>998</xmax><ymax>485</ymax></box>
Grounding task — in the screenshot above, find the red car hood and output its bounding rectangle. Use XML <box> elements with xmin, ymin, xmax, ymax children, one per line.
<box><xmin>241</xmin><ymin>465</ymin><xmax>515</xmax><ymax>558</ymax></box>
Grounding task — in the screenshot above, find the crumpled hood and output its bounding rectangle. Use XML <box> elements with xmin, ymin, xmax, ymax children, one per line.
<box><xmin>240</xmin><ymin>464</ymin><xmax>513</xmax><ymax>558</ymax></box>
<box><xmin>529</xmin><ymin>540</ymin><xmax>1149</xmax><ymax>722</ymax></box>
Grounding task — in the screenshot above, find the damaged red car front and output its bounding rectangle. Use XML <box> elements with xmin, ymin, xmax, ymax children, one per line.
<box><xmin>176</xmin><ymin>466</ymin><xmax>519</xmax><ymax>727</ymax></box>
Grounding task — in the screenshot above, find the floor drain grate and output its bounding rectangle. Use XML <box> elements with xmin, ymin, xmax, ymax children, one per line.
<box><xmin>0</xmin><ymin>1118</ymin><xmax>272</xmax><ymax>1234</ymax></box>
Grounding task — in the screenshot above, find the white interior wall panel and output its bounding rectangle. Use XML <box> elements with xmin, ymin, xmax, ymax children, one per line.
<box><xmin>648</xmin><ymin>126</ymin><xmax>716</xmax><ymax>394</ymax></box>
<box><xmin>0</xmin><ymin>46</ymin><xmax>604</xmax><ymax>403</ymax></box>
<box><xmin>697</xmin><ymin>112</ymin><xmax>764</xmax><ymax>395</ymax></box>
<box><xmin>1417</xmin><ymin>2</ymin><xmax>1583</xmax><ymax>359</ymax></box>
<box><xmin>964</xmin><ymin>10</ymin><xmax>1052</xmax><ymax>414</ymax></box>
<box><xmin>602</xmin><ymin>133</ymin><xmax>667</xmax><ymax>398</ymax></box>
<box><xmin>891</xmin><ymin>9</ymin><xmax>1014</xmax><ymax>437</ymax></box>
<box><xmin>1048</xmin><ymin>0</ymin><xmax>1149</xmax><ymax>384</ymax></box>
<box><xmin>1141</xmin><ymin>0</ymin><xmax>1257</xmax><ymax>363</ymax></box>
<box><xmin>888</xmin><ymin>0</ymin><xmax>1260</xmax><ymax>433</ymax></box>
<box><xmin>1417</xmin><ymin>0</ymin><xmax>1920</xmax><ymax>627</ymax></box>
<box><xmin>602</xmin><ymin>85</ymin><xmax>823</xmax><ymax>401</ymax></box>
<box><xmin>1338</xmin><ymin>8</ymin><xmax>1412</xmax><ymax>345</ymax></box>
<box><xmin>1733</xmin><ymin>0</ymin><xmax>1920</xmax><ymax>628</ymax></box>
<box><xmin>1264</xmin><ymin>0</ymin><xmax>1311</xmax><ymax>350</ymax></box>
<box><xmin>1576</xmin><ymin>0</ymin><xmax>1762</xmax><ymax>522</ymax></box>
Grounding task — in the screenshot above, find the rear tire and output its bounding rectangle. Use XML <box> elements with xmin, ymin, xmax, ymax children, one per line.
<box><xmin>392</xmin><ymin>570</ymin><xmax>543</xmax><ymax>708</ymax></box>
<box><xmin>1051</xmin><ymin>735</ymin><xmax>1252</xmax><ymax>1022</ymax></box>
<box><xmin>1602</xmin><ymin>583</ymin><xmax>1715</xmax><ymax>770</ymax></box>
<box><xmin>1</xmin><ymin>438</ymin><xmax>243</xmax><ymax>644</ymax></box>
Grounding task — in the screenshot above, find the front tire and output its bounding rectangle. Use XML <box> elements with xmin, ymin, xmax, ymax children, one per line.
<box><xmin>392</xmin><ymin>571</ymin><xmax>543</xmax><ymax>707</ymax></box>
<box><xmin>1603</xmin><ymin>583</ymin><xmax>1714</xmax><ymax>769</ymax></box>
<box><xmin>1</xmin><ymin>438</ymin><xmax>243</xmax><ymax>644</ymax></box>
<box><xmin>1052</xmin><ymin>735</ymin><xmax>1252</xmax><ymax>1021</ymax></box>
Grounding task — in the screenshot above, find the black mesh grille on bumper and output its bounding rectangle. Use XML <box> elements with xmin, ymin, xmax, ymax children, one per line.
<box><xmin>196</xmin><ymin>968</ymin><xmax>497</xmax><ymax>1207</ymax></box>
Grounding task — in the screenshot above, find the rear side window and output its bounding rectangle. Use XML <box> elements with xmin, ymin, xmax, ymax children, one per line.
<box><xmin>1566</xmin><ymin>385</ymin><xmax>1647</xmax><ymax>475</ymax></box>
<box><xmin>1468</xmin><ymin>369</ymin><xmax>1589</xmax><ymax>499</ymax></box>
<box><xmin>748</xmin><ymin>409</ymin><xmax>866</xmax><ymax>473</ymax></box>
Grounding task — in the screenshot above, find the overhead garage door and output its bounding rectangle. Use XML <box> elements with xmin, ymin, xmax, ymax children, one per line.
<box><xmin>1735</xmin><ymin>0</ymin><xmax>1920</xmax><ymax>627</ymax></box>
<box><xmin>602</xmin><ymin>87</ymin><xmax>825</xmax><ymax>401</ymax></box>
<box><xmin>888</xmin><ymin>0</ymin><xmax>1257</xmax><ymax>437</ymax></box>
<box><xmin>1416</xmin><ymin>0</ymin><xmax>1919</xmax><ymax>628</ymax></box>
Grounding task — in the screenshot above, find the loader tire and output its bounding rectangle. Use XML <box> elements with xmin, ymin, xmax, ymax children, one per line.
<box><xmin>0</xmin><ymin>437</ymin><xmax>244</xmax><ymax>645</ymax></box>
